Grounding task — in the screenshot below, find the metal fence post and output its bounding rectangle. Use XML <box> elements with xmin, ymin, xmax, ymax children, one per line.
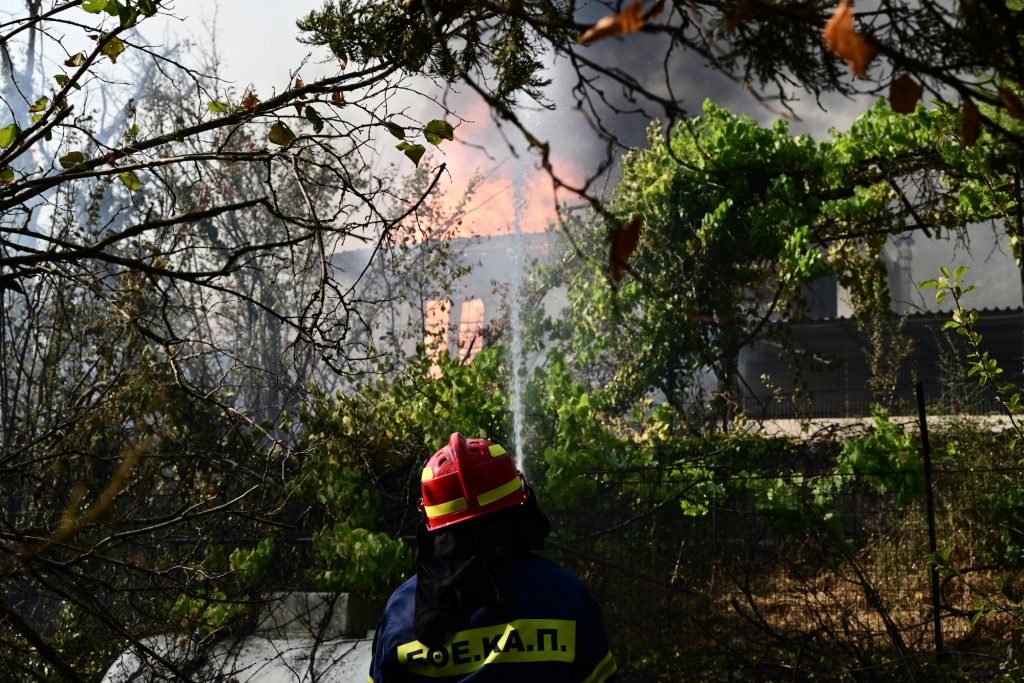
<box><xmin>916</xmin><ymin>381</ymin><xmax>946</xmax><ymax>663</ymax></box>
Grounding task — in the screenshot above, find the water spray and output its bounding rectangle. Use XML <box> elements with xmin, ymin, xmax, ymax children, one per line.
<box><xmin>509</xmin><ymin>154</ymin><xmax>528</xmax><ymax>473</ymax></box>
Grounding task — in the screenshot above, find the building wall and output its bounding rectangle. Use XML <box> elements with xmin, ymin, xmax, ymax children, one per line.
<box><xmin>329</xmin><ymin>231</ymin><xmax>562</xmax><ymax>360</ymax></box>
<box><xmin>741</xmin><ymin>309</ymin><xmax>1024</xmax><ymax>418</ymax></box>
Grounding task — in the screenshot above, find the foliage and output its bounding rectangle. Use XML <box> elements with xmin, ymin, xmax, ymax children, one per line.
<box><xmin>291</xmin><ymin>344</ymin><xmax>513</xmax><ymax>598</ymax></box>
<box><xmin>0</xmin><ymin>1</ymin><xmax>466</xmax><ymax>676</ymax></box>
<box><xmin>311</xmin><ymin>524</ymin><xmax>411</xmax><ymax>598</ymax></box>
<box><xmin>835</xmin><ymin>410</ymin><xmax>925</xmax><ymax>506</ymax></box>
<box><xmin>920</xmin><ymin>269</ymin><xmax>1024</xmax><ymax>642</ymax></box>
<box><xmin>0</xmin><ymin>337</ymin><xmax>278</xmax><ymax>675</ymax></box>
<box><xmin>921</xmin><ymin>266</ymin><xmax>1024</xmax><ymax>450</ymax></box>
<box><xmin>531</xmin><ymin>345</ymin><xmax>809</xmax><ymax>517</ymax></box>
<box><xmin>544</xmin><ymin>99</ymin><xmax>1008</xmax><ymax>430</ymax></box>
<box><xmin>230</xmin><ymin>538</ymin><xmax>279</xmax><ymax>587</ymax></box>
<box><xmin>310</xmin><ymin>344</ymin><xmax>511</xmax><ymax>452</ymax></box>
<box><xmin>749</xmin><ymin>409</ymin><xmax>924</xmax><ymax>540</ymax></box>
<box><xmin>978</xmin><ymin>483</ymin><xmax>1024</xmax><ymax>569</ymax></box>
<box><xmin>297</xmin><ymin>0</ymin><xmax>561</xmax><ymax>109</ymax></box>
<box><xmin>167</xmin><ymin>538</ymin><xmax>278</xmax><ymax>637</ymax></box>
<box><xmin>0</xmin><ymin>26</ymin><xmax>447</xmax><ymax>656</ymax></box>
<box><xmin>532</xmin><ymin>348</ymin><xmax>626</xmax><ymax>503</ymax></box>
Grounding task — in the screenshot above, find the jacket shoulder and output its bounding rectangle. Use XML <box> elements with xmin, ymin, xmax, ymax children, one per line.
<box><xmin>383</xmin><ymin>575</ymin><xmax>417</xmax><ymax>613</ymax></box>
<box><xmin>511</xmin><ymin>554</ymin><xmax>594</xmax><ymax>602</ymax></box>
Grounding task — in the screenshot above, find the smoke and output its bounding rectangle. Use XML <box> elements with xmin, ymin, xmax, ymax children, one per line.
<box><xmin>421</xmin><ymin>91</ymin><xmax>589</xmax><ymax>238</ymax></box>
<box><xmin>416</xmin><ymin>27</ymin><xmax>870</xmax><ymax>239</ymax></box>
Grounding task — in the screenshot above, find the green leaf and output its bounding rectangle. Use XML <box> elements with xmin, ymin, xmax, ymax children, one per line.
<box><xmin>423</xmin><ymin>119</ymin><xmax>454</xmax><ymax>145</ymax></box>
<box><xmin>138</xmin><ymin>0</ymin><xmax>158</xmax><ymax>15</ymax></box>
<box><xmin>118</xmin><ymin>170</ymin><xmax>141</xmax><ymax>192</ymax></box>
<box><xmin>59</xmin><ymin>151</ymin><xmax>86</xmax><ymax>169</ymax></box>
<box><xmin>82</xmin><ymin>0</ymin><xmax>107</xmax><ymax>13</ymax></box>
<box><xmin>207</xmin><ymin>100</ymin><xmax>230</xmax><ymax>114</ymax></box>
<box><xmin>124</xmin><ymin>123</ymin><xmax>140</xmax><ymax>143</ymax></box>
<box><xmin>118</xmin><ymin>5</ymin><xmax>139</xmax><ymax>28</ymax></box>
<box><xmin>64</xmin><ymin>52</ymin><xmax>87</xmax><ymax>68</ymax></box>
<box><xmin>103</xmin><ymin>0</ymin><xmax>122</xmax><ymax>15</ymax></box>
<box><xmin>101</xmin><ymin>36</ymin><xmax>126</xmax><ymax>63</ymax></box>
<box><xmin>385</xmin><ymin>121</ymin><xmax>405</xmax><ymax>140</ymax></box>
<box><xmin>268</xmin><ymin>121</ymin><xmax>296</xmax><ymax>147</ymax></box>
<box><xmin>0</xmin><ymin>124</ymin><xmax>19</xmax><ymax>149</ymax></box>
<box><xmin>396</xmin><ymin>141</ymin><xmax>426</xmax><ymax>165</ymax></box>
<box><xmin>954</xmin><ymin>264</ymin><xmax>969</xmax><ymax>279</ymax></box>
<box><xmin>28</xmin><ymin>96</ymin><xmax>49</xmax><ymax>114</ymax></box>
<box><xmin>926</xmin><ymin>546</ymin><xmax>953</xmax><ymax>568</ymax></box>
<box><xmin>0</xmin><ymin>167</ymin><xmax>13</xmax><ymax>185</ymax></box>
<box><xmin>54</xmin><ymin>74</ymin><xmax>81</xmax><ymax>91</ymax></box>
<box><xmin>304</xmin><ymin>106</ymin><xmax>324</xmax><ymax>133</ymax></box>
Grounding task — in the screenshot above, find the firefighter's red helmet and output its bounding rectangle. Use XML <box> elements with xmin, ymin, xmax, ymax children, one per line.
<box><xmin>420</xmin><ymin>432</ymin><xmax>527</xmax><ymax>531</ymax></box>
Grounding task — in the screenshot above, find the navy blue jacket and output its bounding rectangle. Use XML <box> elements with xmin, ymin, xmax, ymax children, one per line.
<box><xmin>369</xmin><ymin>552</ymin><xmax>616</xmax><ymax>682</ymax></box>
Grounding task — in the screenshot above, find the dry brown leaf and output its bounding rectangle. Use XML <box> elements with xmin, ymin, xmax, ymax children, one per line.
<box><xmin>961</xmin><ymin>98</ymin><xmax>981</xmax><ymax>146</ymax></box>
<box><xmin>651</xmin><ymin>0</ymin><xmax>665</xmax><ymax>18</ymax></box>
<box><xmin>1000</xmin><ymin>88</ymin><xmax>1024</xmax><ymax>121</ymax></box>
<box><xmin>609</xmin><ymin>215</ymin><xmax>642</xmax><ymax>284</ymax></box>
<box><xmin>241</xmin><ymin>91</ymin><xmax>260</xmax><ymax>111</ymax></box>
<box><xmin>889</xmin><ymin>74</ymin><xmax>923</xmax><ymax>114</ymax></box>
<box><xmin>293</xmin><ymin>78</ymin><xmax>307</xmax><ymax>113</ymax></box>
<box><xmin>331</xmin><ymin>90</ymin><xmax>345</xmax><ymax>105</ymax></box>
<box><xmin>579</xmin><ymin>0</ymin><xmax>645</xmax><ymax>46</ymax></box>
<box><xmin>822</xmin><ymin>0</ymin><xmax>878</xmax><ymax>79</ymax></box>
<box><xmin>724</xmin><ymin>0</ymin><xmax>753</xmax><ymax>33</ymax></box>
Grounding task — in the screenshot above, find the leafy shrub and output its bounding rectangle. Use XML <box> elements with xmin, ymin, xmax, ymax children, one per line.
<box><xmin>310</xmin><ymin>524</ymin><xmax>411</xmax><ymax>598</ymax></box>
<box><xmin>978</xmin><ymin>482</ymin><xmax>1024</xmax><ymax>568</ymax></box>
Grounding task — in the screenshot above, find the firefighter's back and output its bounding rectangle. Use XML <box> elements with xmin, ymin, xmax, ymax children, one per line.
<box><xmin>369</xmin><ymin>552</ymin><xmax>616</xmax><ymax>682</ymax></box>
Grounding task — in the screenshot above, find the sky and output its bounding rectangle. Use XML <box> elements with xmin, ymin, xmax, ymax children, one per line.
<box><xmin>150</xmin><ymin>0</ymin><xmax>331</xmax><ymax>93</ymax></box>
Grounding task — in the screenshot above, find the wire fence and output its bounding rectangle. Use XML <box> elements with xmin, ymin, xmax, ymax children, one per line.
<box><xmin>549</xmin><ymin>454</ymin><xmax>1024</xmax><ymax>681</ymax></box>
<box><xmin>741</xmin><ymin>379</ymin><xmax>1020</xmax><ymax>420</ymax></box>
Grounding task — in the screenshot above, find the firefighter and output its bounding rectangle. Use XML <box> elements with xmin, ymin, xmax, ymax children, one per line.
<box><xmin>369</xmin><ymin>432</ymin><xmax>616</xmax><ymax>682</ymax></box>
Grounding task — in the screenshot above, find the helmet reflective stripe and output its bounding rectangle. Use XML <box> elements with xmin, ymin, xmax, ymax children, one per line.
<box><xmin>424</xmin><ymin>496</ymin><xmax>468</xmax><ymax>518</ymax></box>
<box><xmin>477</xmin><ymin>476</ymin><xmax>522</xmax><ymax>507</ymax></box>
<box><xmin>420</xmin><ymin>433</ymin><xmax>527</xmax><ymax>530</ymax></box>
